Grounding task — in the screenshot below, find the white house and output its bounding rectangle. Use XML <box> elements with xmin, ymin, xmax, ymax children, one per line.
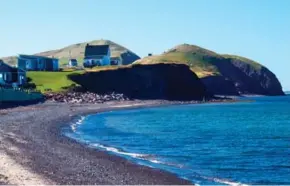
<box><xmin>68</xmin><ymin>59</ymin><xmax>78</xmax><ymax>67</ymax></box>
<box><xmin>83</xmin><ymin>44</ymin><xmax>110</xmax><ymax>68</ymax></box>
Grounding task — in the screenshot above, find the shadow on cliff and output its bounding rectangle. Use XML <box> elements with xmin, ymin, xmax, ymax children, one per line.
<box><xmin>201</xmin><ymin>56</ymin><xmax>284</xmax><ymax>96</ymax></box>
<box><xmin>68</xmin><ymin>64</ymin><xmax>211</xmax><ymax>101</ymax></box>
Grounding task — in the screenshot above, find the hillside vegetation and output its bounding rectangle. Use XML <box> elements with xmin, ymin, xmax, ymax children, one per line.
<box><xmin>1</xmin><ymin>39</ymin><xmax>140</xmax><ymax>67</ymax></box>
<box><xmin>134</xmin><ymin>44</ymin><xmax>258</xmax><ymax>78</ymax></box>
<box><xmin>27</xmin><ymin>71</ymin><xmax>84</xmax><ymax>92</ymax></box>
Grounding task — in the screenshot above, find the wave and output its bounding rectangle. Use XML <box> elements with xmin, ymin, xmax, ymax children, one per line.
<box><xmin>199</xmin><ymin>175</ymin><xmax>249</xmax><ymax>186</ymax></box>
<box><xmin>90</xmin><ymin>143</ymin><xmax>184</xmax><ymax>168</ymax></box>
<box><xmin>70</xmin><ymin>116</ymin><xmax>85</xmax><ymax>132</ymax></box>
<box><xmin>91</xmin><ymin>143</ymin><xmax>148</xmax><ymax>158</ymax></box>
<box><xmin>67</xmin><ymin>116</ymin><xmax>248</xmax><ymax>186</ymax></box>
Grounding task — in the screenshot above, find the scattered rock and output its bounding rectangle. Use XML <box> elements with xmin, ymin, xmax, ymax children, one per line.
<box><xmin>44</xmin><ymin>92</ymin><xmax>129</xmax><ymax>104</ymax></box>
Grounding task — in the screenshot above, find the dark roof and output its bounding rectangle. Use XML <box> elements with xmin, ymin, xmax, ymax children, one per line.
<box><xmin>18</xmin><ymin>54</ymin><xmax>58</xmax><ymax>60</ymax></box>
<box><xmin>0</xmin><ymin>60</ymin><xmax>14</xmax><ymax>73</ymax></box>
<box><xmin>85</xmin><ymin>44</ymin><xmax>109</xmax><ymax>57</ymax></box>
<box><xmin>70</xmin><ymin>59</ymin><xmax>77</xmax><ymax>62</ymax></box>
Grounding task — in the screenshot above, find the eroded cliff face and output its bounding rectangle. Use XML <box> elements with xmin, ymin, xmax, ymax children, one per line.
<box><xmin>230</xmin><ymin>60</ymin><xmax>284</xmax><ymax>95</ymax></box>
<box><xmin>69</xmin><ymin>64</ymin><xmax>210</xmax><ymax>101</ymax></box>
<box><xmin>201</xmin><ymin>76</ymin><xmax>239</xmax><ymax>96</ymax></box>
<box><xmin>200</xmin><ymin>57</ymin><xmax>284</xmax><ymax>96</ymax></box>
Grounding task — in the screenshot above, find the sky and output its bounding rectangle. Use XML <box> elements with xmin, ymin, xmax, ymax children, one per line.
<box><xmin>1</xmin><ymin>0</ymin><xmax>290</xmax><ymax>90</ymax></box>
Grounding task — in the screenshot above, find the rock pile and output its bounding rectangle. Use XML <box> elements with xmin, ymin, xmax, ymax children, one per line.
<box><xmin>45</xmin><ymin>92</ymin><xmax>130</xmax><ymax>104</ymax></box>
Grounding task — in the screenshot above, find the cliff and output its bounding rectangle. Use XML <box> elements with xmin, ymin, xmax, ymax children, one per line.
<box><xmin>135</xmin><ymin>44</ymin><xmax>284</xmax><ymax>96</ymax></box>
<box><xmin>68</xmin><ymin>63</ymin><xmax>209</xmax><ymax>101</ymax></box>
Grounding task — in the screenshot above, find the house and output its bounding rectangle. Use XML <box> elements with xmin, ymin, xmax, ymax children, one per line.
<box><xmin>110</xmin><ymin>57</ymin><xmax>122</xmax><ymax>65</ymax></box>
<box><xmin>17</xmin><ymin>54</ymin><xmax>59</xmax><ymax>71</ymax></box>
<box><xmin>0</xmin><ymin>60</ymin><xmax>26</xmax><ymax>86</ymax></box>
<box><xmin>68</xmin><ymin>59</ymin><xmax>78</xmax><ymax>67</ymax></box>
<box><xmin>83</xmin><ymin>44</ymin><xmax>110</xmax><ymax>68</ymax></box>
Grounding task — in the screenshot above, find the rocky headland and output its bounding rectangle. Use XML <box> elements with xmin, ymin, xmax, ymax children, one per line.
<box><xmin>135</xmin><ymin>44</ymin><xmax>284</xmax><ymax>96</ymax></box>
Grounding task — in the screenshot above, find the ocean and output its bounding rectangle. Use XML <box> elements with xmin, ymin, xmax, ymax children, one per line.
<box><xmin>63</xmin><ymin>95</ymin><xmax>290</xmax><ymax>185</ymax></box>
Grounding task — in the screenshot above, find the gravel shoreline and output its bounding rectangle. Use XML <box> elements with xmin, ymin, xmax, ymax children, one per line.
<box><xmin>0</xmin><ymin>100</ymin><xmax>193</xmax><ymax>185</ymax></box>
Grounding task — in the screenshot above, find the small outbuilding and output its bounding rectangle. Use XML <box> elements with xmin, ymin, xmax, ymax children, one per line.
<box><xmin>110</xmin><ymin>56</ymin><xmax>122</xmax><ymax>65</ymax></box>
<box><xmin>68</xmin><ymin>59</ymin><xmax>78</xmax><ymax>67</ymax></box>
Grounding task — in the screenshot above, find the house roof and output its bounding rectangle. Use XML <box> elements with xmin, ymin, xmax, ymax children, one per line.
<box><xmin>69</xmin><ymin>59</ymin><xmax>77</xmax><ymax>62</ymax></box>
<box><xmin>18</xmin><ymin>54</ymin><xmax>58</xmax><ymax>60</ymax></box>
<box><xmin>0</xmin><ymin>60</ymin><xmax>14</xmax><ymax>73</ymax></box>
<box><xmin>85</xmin><ymin>44</ymin><xmax>109</xmax><ymax>57</ymax></box>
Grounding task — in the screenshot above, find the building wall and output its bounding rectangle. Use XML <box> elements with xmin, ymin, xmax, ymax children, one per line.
<box><xmin>30</xmin><ymin>59</ymin><xmax>38</xmax><ymax>70</ymax></box>
<box><xmin>0</xmin><ymin>71</ymin><xmax>26</xmax><ymax>86</ymax></box>
<box><xmin>18</xmin><ymin>55</ymin><xmax>59</xmax><ymax>71</ymax></box>
<box><xmin>53</xmin><ymin>59</ymin><xmax>59</xmax><ymax>71</ymax></box>
<box><xmin>84</xmin><ymin>56</ymin><xmax>105</xmax><ymax>67</ymax></box>
<box><xmin>18</xmin><ymin>58</ymin><xmax>27</xmax><ymax>70</ymax></box>
<box><xmin>18</xmin><ymin>58</ymin><xmax>37</xmax><ymax>70</ymax></box>
<box><xmin>110</xmin><ymin>57</ymin><xmax>122</xmax><ymax>65</ymax></box>
<box><xmin>0</xmin><ymin>72</ymin><xmax>12</xmax><ymax>85</ymax></box>
<box><xmin>102</xmin><ymin>55</ymin><xmax>110</xmax><ymax>66</ymax></box>
<box><xmin>0</xmin><ymin>73</ymin><xmax>5</xmax><ymax>85</ymax></box>
<box><xmin>37</xmin><ymin>58</ymin><xmax>45</xmax><ymax>70</ymax></box>
<box><xmin>119</xmin><ymin>57</ymin><xmax>123</xmax><ymax>65</ymax></box>
<box><xmin>18</xmin><ymin>71</ymin><xmax>26</xmax><ymax>85</ymax></box>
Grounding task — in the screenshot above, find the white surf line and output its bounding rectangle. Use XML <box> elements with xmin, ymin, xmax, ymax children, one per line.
<box><xmin>110</xmin><ymin>103</ymin><xmax>148</xmax><ymax>108</ymax></box>
<box><xmin>0</xmin><ymin>135</ymin><xmax>54</xmax><ymax>185</ymax></box>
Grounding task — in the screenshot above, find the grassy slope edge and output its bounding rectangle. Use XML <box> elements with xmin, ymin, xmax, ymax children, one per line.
<box><xmin>134</xmin><ymin>44</ymin><xmax>265</xmax><ymax>78</ymax></box>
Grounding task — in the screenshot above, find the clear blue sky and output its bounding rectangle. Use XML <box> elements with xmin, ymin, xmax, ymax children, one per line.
<box><xmin>1</xmin><ymin>0</ymin><xmax>290</xmax><ymax>90</ymax></box>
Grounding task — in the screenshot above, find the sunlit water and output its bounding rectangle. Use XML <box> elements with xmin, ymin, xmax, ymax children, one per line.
<box><xmin>62</xmin><ymin>96</ymin><xmax>290</xmax><ymax>185</ymax></box>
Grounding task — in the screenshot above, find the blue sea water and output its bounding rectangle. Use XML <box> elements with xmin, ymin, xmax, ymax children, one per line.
<box><xmin>63</xmin><ymin>96</ymin><xmax>290</xmax><ymax>185</ymax></box>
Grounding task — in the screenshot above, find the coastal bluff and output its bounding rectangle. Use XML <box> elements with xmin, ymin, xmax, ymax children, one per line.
<box><xmin>135</xmin><ymin>44</ymin><xmax>284</xmax><ymax>96</ymax></box>
<box><xmin>68</xmin><ymin>63</ymin><xmax>209</xmax><ymax>101</ymax></box>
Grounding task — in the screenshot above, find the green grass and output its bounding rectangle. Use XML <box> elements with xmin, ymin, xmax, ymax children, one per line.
<box><xmin>27</xmin><ymin>71</ymin><xmax>84</xmax><ymax>93</ymax></box>
<box><xmin>134</xmin><ymin>52</ymin><xmax>220</xmax><ymax>78</ymax></box>
<box><xmin>135</xmin><ymin>44</ymin><xmax>265</xmax><ymax>78</ymax></box>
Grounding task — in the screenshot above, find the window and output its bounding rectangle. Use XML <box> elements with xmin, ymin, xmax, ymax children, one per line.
<box><xmin>0</xmin><ymin>73</ymin><xmax>2</xmax><ymax>78</ymax></box>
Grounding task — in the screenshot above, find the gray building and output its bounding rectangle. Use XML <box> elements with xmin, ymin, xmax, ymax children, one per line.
<box><xmin>18</xmin><ymin>54</ymin><xmax>59</xmax><ymax>71</ymax></box>
<box><xmin>0</xmin><ymin>60</ymin><xmax>26</xmax><ymax>86</ymax></box>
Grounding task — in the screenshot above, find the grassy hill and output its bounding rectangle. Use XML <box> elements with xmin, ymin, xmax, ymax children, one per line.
<box><xmin>134</xmin><ymin>44</ymin><xmax>262</xmax><ymax>78</ymax></box>
<box><xmin>1</xmin><ymin>39</ymin><xmax>140</xmax><ymax>67</ymax></box>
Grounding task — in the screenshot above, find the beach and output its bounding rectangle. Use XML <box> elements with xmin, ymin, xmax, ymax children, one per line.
<box><xmin>0</xmin><ymin>100</ymin><xmax>192</xmax><ymax>185</ymax></box>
